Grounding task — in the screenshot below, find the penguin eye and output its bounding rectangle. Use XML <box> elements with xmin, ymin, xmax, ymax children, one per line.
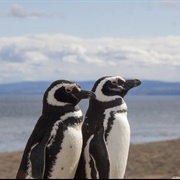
<box><xmin>65</xmin><ymin>89</ymin><xmax>72</xmax><ymax>93</ymax></box>
<box><xmin>112</xmin><ymin>81</ymin><xmax>117</xmax><ymax>85</ymax></box>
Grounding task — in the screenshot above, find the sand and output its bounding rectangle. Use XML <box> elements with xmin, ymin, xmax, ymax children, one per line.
<box><xmin>0</xmin><ymin>139</ymin><xmax>179</xmax><ymax>179</ymax></box>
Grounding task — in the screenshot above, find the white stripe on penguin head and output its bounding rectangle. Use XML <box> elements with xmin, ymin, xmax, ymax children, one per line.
<box><xmin>47</xmin><ymin>83</ymin><xmax>77</xmax><ymax>106</ymax></box>
<box><xmin>94</xmin><ymin>76</ymin><xmax>125</xmax><ymax>102</ymax></box>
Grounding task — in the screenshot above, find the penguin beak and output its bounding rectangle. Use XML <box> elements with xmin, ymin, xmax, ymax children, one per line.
<box><xmin>74</xmin><ymin>90</ymin><xmax>96</xmax><ymax>100</ymax></box>
<box><xmin>123</xmin><ymin>79</ymin><xmax>142</xmax><ymax>90</ymax></box>
<box><xmin>81</xmin><ymin>90</ymin><xmax>96</xmax><ymax>99</ymax></box>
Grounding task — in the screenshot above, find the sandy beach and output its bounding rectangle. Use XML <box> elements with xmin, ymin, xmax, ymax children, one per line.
<box><xmin>0</xmin><ymin>139</ymin><xmax>179</xmax><ymax>179</ymax></box>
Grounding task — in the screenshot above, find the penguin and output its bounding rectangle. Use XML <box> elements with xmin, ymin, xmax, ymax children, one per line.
<box><xmin>74</xmin><ymin>76</ymin><xmax>141</xmax><ymax>179</ymax></box>
<box><xmin>16</xmin><ymin>80</ymin><xmax>95</xmax><ymax>179</ymax></box>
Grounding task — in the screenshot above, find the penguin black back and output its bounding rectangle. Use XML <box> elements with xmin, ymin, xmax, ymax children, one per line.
<box><xmin>16</xmin><ymin>80</ymin><xmax>95</xmax><ymax>179</ymax></box>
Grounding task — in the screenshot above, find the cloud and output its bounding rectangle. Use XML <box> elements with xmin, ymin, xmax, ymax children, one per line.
<box><xmin>3</xmin><ymin>4</ymin><xmax>51</xmax><ymax>18</ymax></box>
<box><xmin>159</xmin><ymin>0</ymin><xmax>178</xmax><ymax>9</ymax></box>
<box><xmin>7</xmin><ymin>4</ymin><xmax>26</xmax><ymax>18</ymax></box>
<box><xmin>0</xmin><ymin>34</ymin><xmax>180</xmax><ymax>83</ymax></box>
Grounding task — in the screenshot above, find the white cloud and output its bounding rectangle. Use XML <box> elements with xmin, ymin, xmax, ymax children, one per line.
<box><xmin>24</xmin><ymin>51</ymin><xmax>48</xmax><ymax>65</ymax></box>
<box><xmin>3</xmin><ymin>4</ymin><xmax>50</xmax><ymax>19</ymax></box>
<box><xmin>0</xmin><ymin>33</ymin><xmax>180</xmax><ymax>83</ymax></box>
<box><xmin>7</xmin><ymin>4</ymin><xmax>26</xmax><ymax>18</ymax></box>
<box><xmin>63</xmin><ymin>55</ymin><xmax>78</xmax><ymax>63</ymax></box>
<box><xmin>159</xmin><ymin>0</ymin><xmax>178</xmax><ymax>8</ymax></box>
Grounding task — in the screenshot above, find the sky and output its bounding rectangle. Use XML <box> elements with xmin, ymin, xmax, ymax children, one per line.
<box><xmin>0</xmin><ymin>0</ymin><xmax>180</xmax><ymax>84</ymax></box>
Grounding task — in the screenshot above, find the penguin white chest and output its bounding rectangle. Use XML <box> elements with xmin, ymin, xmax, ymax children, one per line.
<box><xmin>106</xmin><ymin>111</ymin><xmax>130</xmax><ymax>179</ymax></box>
<box><xmin>49</xmin><ymin>125</ymin><xmax>83</xmax><ymax>179</ymax></box>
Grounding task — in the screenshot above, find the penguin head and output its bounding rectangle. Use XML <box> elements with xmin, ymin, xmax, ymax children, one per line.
<box><xmin>43</xmin><ymin>80</ymin><xmax>95</xmax><ymax>107</ymax></box>
<box><xmin>92</xmin><ymin>76</ymin><xmax>141</xmax><ymax>102</ymax></box>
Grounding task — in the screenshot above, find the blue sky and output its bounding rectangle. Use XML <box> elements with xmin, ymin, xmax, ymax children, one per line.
<box><xmin>1</xmin><ymin>1</ymin><xmax>180</xmax><ymax>38</ymax></box>
<box><xmin>0</xmin><ymin>0</ymin><xmax>180</xmax><ymax>83</ymax></box>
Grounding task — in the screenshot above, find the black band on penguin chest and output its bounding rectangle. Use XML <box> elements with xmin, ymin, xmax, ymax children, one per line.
<box><xmin>104</xmin><ymin>109</ymin><xmax>127</xmax><ymax>141</ymax></box>
<box><xmin>44</xmin><ymin>115</ymin><xmax>83</xmax><ymax>178</ymax></box>
<box><xmin>62</xmin><ymin>116</ymin><xmax>83</xmax><ymax>126</ymax></box>
<box><xmin>104</xmin><ymin>111</ymin><xmax>115</xmax><ymax>142</ymax></box>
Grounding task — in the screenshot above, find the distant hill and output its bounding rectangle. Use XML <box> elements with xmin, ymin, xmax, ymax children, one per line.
<box><xmin>130</xmin><ymin>80</ymin><xmax>180</xmax><ymax>95</ymax></box>
<box><xmin>0</xmin><ymin>80</ymin><xmax>180</xmax><ymax>95</ymax></box>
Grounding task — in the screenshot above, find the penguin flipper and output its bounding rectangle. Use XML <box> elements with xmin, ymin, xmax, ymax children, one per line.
<box><xmin>89</xmin><ymin>127</ymin><xmax>110</xmax><ymax>179</ymax></box>
<box><xmin>30</xmin><ymin>142</ymin><xmax>46</xmax><ymax>179</ymax></box>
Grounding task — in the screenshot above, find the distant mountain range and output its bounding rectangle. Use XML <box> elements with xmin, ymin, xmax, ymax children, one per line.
<box><xmin>0</xmin><ymin>80</ymin><xmax>180</xmax><ymax>95</ymax></box>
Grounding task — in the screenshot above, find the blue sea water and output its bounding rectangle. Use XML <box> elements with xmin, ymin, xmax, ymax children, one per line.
<box><xmin>0</xmin><ymin>95</ymin><xmax>180</xmax><ymax>152</ymax></box>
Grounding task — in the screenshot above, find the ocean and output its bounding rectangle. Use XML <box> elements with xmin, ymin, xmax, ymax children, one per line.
<box><xmin>0</xmin><ymin>95</ymin><xmax>180</xmax><ymax>152</ymax></box>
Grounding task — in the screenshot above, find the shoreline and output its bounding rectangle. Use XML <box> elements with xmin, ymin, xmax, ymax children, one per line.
<box><xmin>125</xmin><ymin>139</ymin><xmax>180</xmax><ymax>179</ymax></box>
<box><xmin>1</xmin><ymin>137</ymin><xmax>179</xmax><ymax>153</ymax></box>
<box><xmin>0</xmin><ymin>139</ymin><xmax>180</xmax><ymax>179</ymax></box>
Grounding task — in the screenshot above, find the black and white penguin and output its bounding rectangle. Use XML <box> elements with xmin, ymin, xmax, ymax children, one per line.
<box><xmin>16</xmin><ymin>80</ymin><xmax>95</xmax><ymax>179</ymax></box>
<box><xmin>75</xmin><ymin>76</ymin><xmax>141</xmax><ymax>179</ymax></box>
